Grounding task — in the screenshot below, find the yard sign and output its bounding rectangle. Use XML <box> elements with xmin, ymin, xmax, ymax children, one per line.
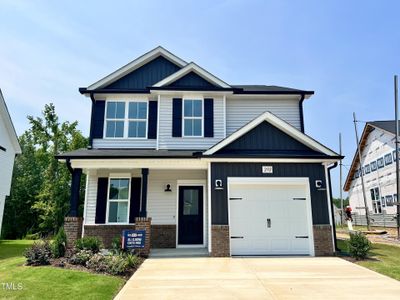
<box><xmin>122</xmin><ymin>230</ymin><xmax>146</xmax><ymax>249</ymax></box>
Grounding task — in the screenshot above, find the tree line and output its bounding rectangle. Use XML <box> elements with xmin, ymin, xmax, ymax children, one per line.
<box><xmin>1</xmin><ymin>103</ymin><xmax>87</xmax><ymax>239</ymax></box>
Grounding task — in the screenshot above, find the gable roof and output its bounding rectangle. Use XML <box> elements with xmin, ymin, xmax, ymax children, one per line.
<box><xmin>0</xmin><ymin>89</ymin><xmax>21</xmax><ymax>154</ymax></box>
<box><xmin>87</xmin><ymin>46</ymin><xmax>187</xmax><ymax>90</ymax></box>
<box><xmin>152</xmin><ymin>62</ymin><xmax>231</xmax><ymax>89</ymax></box>
<box><xmin>204</xmin><ymin>111</ymin><xmax>340</xmax><ymax>157</ymax></box>
<box><xmin>343</xmin><ymin>120</ymin><xmax>399</xmax><ymax>191</ymax></box>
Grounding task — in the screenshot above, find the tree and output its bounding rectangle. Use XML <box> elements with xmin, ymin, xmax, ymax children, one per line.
<box><xmin>1</xmin><ymin>103</ymin><xmax>87</xmax><ymax>238</ymax></box>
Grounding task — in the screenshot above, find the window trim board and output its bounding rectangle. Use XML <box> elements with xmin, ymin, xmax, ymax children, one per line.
<box><xmin>105</xmin><ymin>177</ymin><xmax>131</xmax><ymax>225</ymax></box>
<box><xmin>182</xmin><ymin>98</ymin><xmax>204</xmax><ymax>138</ymax></box>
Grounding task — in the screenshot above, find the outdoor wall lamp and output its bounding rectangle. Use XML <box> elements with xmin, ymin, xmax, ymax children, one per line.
<box><xmin>164</xmin><ymin>184</ymin><xmax>172</xmax><ymax>192</ymax></box>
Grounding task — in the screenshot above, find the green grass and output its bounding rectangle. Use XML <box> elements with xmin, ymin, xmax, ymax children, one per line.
<box><xmin>337</xmin><ymin>239</ymin><xmax>400</xmax><ymax>281</ymax></box>
<box><xmin>0</xmin><ymin>240</ymin><xmax>125</xmax><ymax>299</ymax></box>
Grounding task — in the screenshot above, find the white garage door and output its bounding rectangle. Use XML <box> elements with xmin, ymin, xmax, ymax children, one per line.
<box><xmin>229</xmin><ymin>178</ymin><xmax>313</xmax><ymax>256</ymax></box>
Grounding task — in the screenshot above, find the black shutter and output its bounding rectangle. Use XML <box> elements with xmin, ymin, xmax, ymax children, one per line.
<box><xmin>95</xmin><ymin>177</ymin><xmax>108</xmax><ymax>224</ymax></box>
<box><xmin>129</xmin><ymin>178</ymin><xmax>141</xmax><ymax>223</ymax></box>
<box><xmin>204</xmin><ymin>98</ymin><xmax>214</xmax><ymax>137</ymax></box>
<box><xmin>172</xmin><ymin>98</ymin><xmax>182</xmax><ymax>137</ymax></box>
<box><xmin>92</xmin><ymin>100</ymin><xmax>106</xmax><ymax>139</ymax></box>
<box><xmin>147</xmin><ymin>101</ymin><xmax>158</xmax><ymax>139</ymax></box>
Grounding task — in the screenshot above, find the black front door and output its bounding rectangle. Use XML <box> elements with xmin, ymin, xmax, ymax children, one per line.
<box><xmin>178</xmin><ymin>186</ymin><xmax>204</xmax><ymax>245</ymax></box>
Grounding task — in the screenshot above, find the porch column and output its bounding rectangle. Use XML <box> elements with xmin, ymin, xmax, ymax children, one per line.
<box><xmin>140</xmin><ymin>168</ymin><xmax>149</xmax><ymax>217</ymax></box>
<box><xmin>69</xmin><ymin>168</ymin><xmax>82</xmax><ymax>217</ymax></box>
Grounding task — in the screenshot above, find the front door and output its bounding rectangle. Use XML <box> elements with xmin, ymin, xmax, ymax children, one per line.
<box><xmin>178</xmin><ymin>186</ymin><xmax>204</xmax><ymax>245</ymax></box>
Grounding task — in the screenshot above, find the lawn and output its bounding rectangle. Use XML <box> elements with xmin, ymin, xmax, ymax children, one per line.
<box><xmin>337</xmin><ymin>239</ymin><xmax>400</xmax><ymax>281</ymax></box>
<box><xmin>0</xmin><ymin>240</ymin><xmax>125</xmax><ymax>299</ymax></box>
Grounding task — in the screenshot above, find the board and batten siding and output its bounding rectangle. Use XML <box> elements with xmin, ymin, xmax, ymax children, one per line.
<box><xmin>225</xmin><ymin>97</ymin><xmax>301</xmax><ymax>135</ymax></box>
<box><xmin>158</xmin><ymin>96</ymin><xmax>225</xmax><ymax>150</ymax></box>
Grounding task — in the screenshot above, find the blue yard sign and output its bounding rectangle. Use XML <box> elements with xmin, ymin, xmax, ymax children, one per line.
<box><xmin>122</xmin><ymin>230</ymin><xmax>146</xmax><ymax>249</ymax></box>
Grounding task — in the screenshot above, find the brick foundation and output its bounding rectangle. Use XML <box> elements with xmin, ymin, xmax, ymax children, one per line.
<box><xmin>84</xmin><ymin>225</ymin><xmax>136</xmax><ymax>248</ymax></box>
<box><xmin>64</xmin><ymin>217</ymin><xmax>83</xmax><ymax>249</ymax></box>
<box><xmin>211</xmin><ymin>225</ymin><xmax>230</xmax><ymax>257</ymax></box>
<box><xmin>135</xmin><ymin>217</ymin><xmax>152</xmax><ymax>257</ymax></box>
<box><xmin>313</xmin><ymin>224</ymin><xmax>334</xmax><ymax>256</ymax></box>
<box><xmin>151</xmin><ymin>225</ymin><xmax>176</xmax><ymax>248</ymax></box>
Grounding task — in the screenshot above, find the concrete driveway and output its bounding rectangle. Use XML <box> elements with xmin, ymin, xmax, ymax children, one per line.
<box><xmin>115</xmin><ymin>257</ymin><xmax>400</xmax><ymax>300</ymax></box>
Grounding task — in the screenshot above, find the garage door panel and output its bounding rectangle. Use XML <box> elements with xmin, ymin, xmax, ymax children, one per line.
<box><xmin>229</xmin><ymin>180</ymin><xmax>312</xmax><ymax>256</ymax></box>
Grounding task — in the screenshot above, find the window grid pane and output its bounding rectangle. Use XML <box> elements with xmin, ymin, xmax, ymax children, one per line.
<box><xmin>183</xmin><ymin>99</ymin><xmax>202</xmax><ymax>136</ymax></box>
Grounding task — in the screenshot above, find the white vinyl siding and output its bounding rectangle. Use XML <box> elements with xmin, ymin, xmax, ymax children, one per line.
<box><xmin>225</xmin><ymin>97</ymin><xmax>301</xmax><ymax>135</ymax></box>
<box><xmin>158</xmin><ymin>96</ymin><xmax>225</xmax><ymax>150</ymax></box>
<box><xmin>84</xmin><ymin>174</ymin><xmax>98</xmax><ymax>224</ymax></box>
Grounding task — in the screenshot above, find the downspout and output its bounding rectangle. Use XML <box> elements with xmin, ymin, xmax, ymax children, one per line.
<box><xmin>299</xmin><ymin>94</ymin><xmax>305</xmax><ymax>133</ymax></box>
<box><xmin>327</xmin><ymin>162</ymin><xmax>339</xmax><ymax>252</ymax></box>
<box><xmin>66</xmin><ymin>158</ymin><xmax>74</xmax><ymax>174</ymax></box>
<box><xmin>88</xmin><ymin>93</ymin><xmax>96</xmax><ymax>149</ymax></box>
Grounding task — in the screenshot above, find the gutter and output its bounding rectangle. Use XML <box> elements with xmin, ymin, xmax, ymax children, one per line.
<box><xmin>327</xmin><ymin>162</ymin><xmax>339</xmax><ymax>252</ymax></box>
<box><xmin>299</xmin><ymin>94</ymin><xmax>305</xmax><ymax>133</ymax></box>
<box><xmin>66</xmin><ymin>158</ymin><xmax>74</xmax><ymax>174</ymax></box>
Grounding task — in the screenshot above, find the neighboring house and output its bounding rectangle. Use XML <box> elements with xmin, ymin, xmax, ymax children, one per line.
<box><xmin>58</xmin><ymin>46</ymin><xmax>341</xmax><ymax>257</ymax></box>
<box><xmin>0</xmin><ymin>89</ymin><xmax>21</xmax><ymax>235</ymax></box>
<box><xmin>344</xmin><ymin>121</ymin><xmax>399</xmax><ymax>225</ymax></box>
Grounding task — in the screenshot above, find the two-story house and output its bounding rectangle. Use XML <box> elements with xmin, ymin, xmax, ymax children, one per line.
<box><xmin>0</xmin><ymin>89</ymin><xmax>21</xmax><ymax>235</ymax></box>
<box><xmin>58</xmin><ymin>47</ymin><xmax>341</xmax><ymax>257</ymax></box>
<box><xmin>344</xmin><ymin>121</ymin><xmax>399</xmax><ymax>226</ymax></box>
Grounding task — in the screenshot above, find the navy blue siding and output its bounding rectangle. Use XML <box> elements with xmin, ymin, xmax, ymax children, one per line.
<box><xmin>129</xmin><ymin>178</ymin><xmax>141</xmax><ymax>223</ymax></box>
<box><xmin>211</xmin><ymin>163</ymin><xmax>329</xmax><ymax>225</ymax></box>
<box><xmin>92</xmin><ymin>101</ymin><xmax>105</xmax><ymax>139</ymax></box>
<box><xmin>95</xmin><ymin>177</ymin><xmax>108</xmax><ymax>224</ymax></box>
<box><xmin>172</xmin><ymin>98</ymin><xmax>182</xmax><ymax>137</ymax></box>
<box><xmin>105</xmin><ymin>56</ymin><xmax>181</xmax><ymax>89</ymax></box>
<box><xmin>204</xmin><ymin>98</ymin><xmax>214</xmax><ymax>137</ymax></box>
<box><xmin>148</xmin><ymin>101</ymin><xmax>158</xmax><ymax>139</ymax></box>
<box><xmin>216</xmin><ymin>121</ymin><xmax>323</xmax><ymax>156</ymax></box>
<box><xmin>167</xmin><ymin>71</ymin><xmax>217</xmax><ymax>88</ymax></box>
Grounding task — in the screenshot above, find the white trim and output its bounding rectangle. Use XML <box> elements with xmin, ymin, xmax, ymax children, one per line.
<box><xmin>207</xmin><ymin>162</ymin><xmax>212</xmax><ymax>253</ymax></box>
<box><xmin>156</xmin><ymin>94</ymin><xmax>161</xmax><ymax>150</ymax></box>
<box><xmin>201</xmin><ymin>158</ymin><xmax>340</xmax><ymax>163</ymax></box>
<box><xmin>153</xmin><ymin>62</ymin><xmax>231</xmax><ymax>88</ymax></box>
<box><xmin>0</xmin><ymin>90</ymin><xmax>21</xmax><ymax>153</ymax></box>
<box><xmin>105</xmin><ymin>177</ymin><xmax>131</xmax><ymax>225</ymax></box>
<box><xmin>88</xmin><ymin>46</ymin><xmax>187</xmax><ymax>90</ymax></box>
<box><xmin>103</xmin><ymin>99</ymin><xmax>149</xmax><ymax>139</ymax></box>
<box><xmin>82</xmin><ymin>174</ymin><xmax>89</xmax><ymax>234</ymax></box>
<box><xmin>324</xmin><ymin>165</ymin><xmax>336</xmax><ymax>251</ymax></box>
<box><xmin>176</xmin><ymin>180</ymin><xmax>207</xmax><ymax>248</ymax></box>
<box><xmin>204</xmin><ymin>111</ymin><xmax>339</xmax><ymax>157</ymax></box>
<box><xmin>182</xmin><ymin>98</ymin><xmax>204</xmax><ymax>137</ymax></box>
<box><xmin>222</xmin><ymin>94</ymin><xmax>227</xmax><ymax>138</ymax></box>
<box><xmin>227</xmin><ymin>177</ymin><xmax>315</xmax><ymax>256</ymax></box>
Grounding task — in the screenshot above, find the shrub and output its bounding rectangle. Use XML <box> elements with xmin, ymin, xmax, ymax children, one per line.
<box><xmin>69</xmin><ymin>250</ymin><xmax>93</xmax><ymax>265</ymax></box>
<box><xmin>86</xmin><ymin>253</ymin><xmax>131</xmax><ymax>275</ymax></box>
<box><xmin>348</xmin><ymin>232</ymin><xmax>371</xmax><ymax>260</ymax></box>
<box><xmin>24</xmin><ymin>241</ymin><xmax>52</xmax><ymax>266</ymax></box>
<box><xmin>125</xmin><ymin>253</ymin><xmax>141</xmax><ymax>269</ymax></box>
<box><xmin>75</xmin><ymin>237</ymin><xmax>102</xmax><ymax>253</ymax></box>
<box><xmin>111</xmin><ymin>235</ymin><xmax>123</xmax><ymax>254</ymax></box>
<box><xmin>52</xmin><ymin>228</ymin><xmax>67</xmax><ymax>258</ymax></box>
<box><xmin>25</xmin><ymin>233</ymin><xmax>40</xmax><ymax>240</ymax></box>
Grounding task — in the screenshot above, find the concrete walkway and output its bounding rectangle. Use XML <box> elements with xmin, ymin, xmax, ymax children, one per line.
<box><xmin>115</xmin><ymin>257</ymin><xmax>400</xmax><ymax>300</ymax></box>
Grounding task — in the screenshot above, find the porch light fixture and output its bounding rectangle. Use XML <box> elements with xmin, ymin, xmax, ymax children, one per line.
<box><xmin>215</xmin><ymin>179</ymin><xmax>223</xmax><ymax>190</ymax></box>
<box><xmin>164</xmin><ymin>184</ymin><xmax>172</xmax><ymax>192</ymax></box>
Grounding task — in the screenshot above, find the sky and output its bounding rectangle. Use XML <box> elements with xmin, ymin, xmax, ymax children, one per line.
<box><xmin>1</xmin><ymin>0</ymin><xmax>399</xmax><ymax>198</ymax></box>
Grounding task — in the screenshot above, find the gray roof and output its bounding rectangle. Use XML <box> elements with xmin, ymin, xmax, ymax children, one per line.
<box><xmin>368</xmin><ymin>121</ymin><xmax>400</xmax><ymax>135</ymax></box>
<box><xmin>56</xmin><ymin>148</ymin><xmax>202</xmax><ymax>159</ymax></box>
<box><xmin>231</xmin><ymin>85</ymin><xmax>314</xmax><ymax>94</ymax></box>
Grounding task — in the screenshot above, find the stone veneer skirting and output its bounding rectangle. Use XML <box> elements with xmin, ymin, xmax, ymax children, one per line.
<box><xmin>151</xmin><ymin>225</ymin><xmax>176</xmax><ymax>248</ymax></box>
<box><xmin>313</xmin><ymin>224</ymin><xmax>334</xmax><ymax>256</ymax></box>
<box><xmin>211</xmin><ymin>225</ymin><xmax>230</xmax><ymax>257</ymax></box>
<box><xmin>84</xmin><ymin>225</ymin><xmax>136</xmax><ymax>248</ymax></box>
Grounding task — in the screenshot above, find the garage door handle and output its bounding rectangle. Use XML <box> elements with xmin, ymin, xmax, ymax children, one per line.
<box><xmin>229</xmin><ymin>197</ymin><xmax>242</xmax><ymax>200</ymax></box>
<box><xmin>295</xmin><ymin>236</ymin><xmax>309</xmax><ymax>239</ymax></box>
<box><xmin>230</xmin><ymin>236</ymin><xmax>244</xmax><ymax>239</ymax></box>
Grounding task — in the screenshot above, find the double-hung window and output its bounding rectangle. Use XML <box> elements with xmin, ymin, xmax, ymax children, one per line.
<box><xmin>128</xmin><ymin>102</ymin><xmax>147</xmax><ymax>138</ymax></box>
<box><xmin>104</xmin><ymin>100</ymin><xmax>148</xmax><ymax>138</ymax></box>
<box><xmin>105</xmin><ymin>102</ymin><xmax>125</xmax><ymax>138</ymax></box>
<box><xmin>108</xmin><ymin>178</ymin><xmax>130</xmax><ymax>223</ymax></box>
<box><xmin>183</xmin><ymin>99</ymin><xmax>203</xmax><ymax>137</ymax></box>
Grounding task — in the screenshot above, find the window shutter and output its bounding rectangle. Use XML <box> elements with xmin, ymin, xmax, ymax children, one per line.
<box><xmin>147</xmin><ymin>101</ymin><xmax>158</xmax><ymax>139</ymax></box>
<box><xmin>172</xmin><ymin>98</ymin><xmax>182</xmax><ymax>137</ymax></box>
<box><xmin>204</xmin><ymin>98</ymin><xmax>214</xmax><ymax>137</ymax></box>
<box><xmin>92</xmin><ymin>100</ymin><xmax>106</xmax><ymax>139</ymax></box>
<box><xmin>95</xmin><ymin>177</ymin><xmax>108</xmax><ymax>224</ymax></box>
<box><xmin>129</xmin><ymin>178</ymin><xmax>142</xmax><ymax>223</ymax></box>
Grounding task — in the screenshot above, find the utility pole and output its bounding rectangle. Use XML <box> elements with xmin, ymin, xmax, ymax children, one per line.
<box><xmin>353</xmin><ymin>112</ymin><xmax>371</xmax><ymax>230</ymax></box>
<box><xmin>394</xmin><ymin>75</ymin><xmax>400</xmax><ymax>239</ymax></box>
<box><xmin>339</xmin><ymin>133</ymin><xmax>344</xmax><ymax>226</ymax></box>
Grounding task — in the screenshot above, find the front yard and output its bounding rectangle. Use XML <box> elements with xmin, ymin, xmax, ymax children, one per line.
<box><xmin>0</xmin><ymin>240</ymin><xmax>125</xmax><ymax>299</ymax></box>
